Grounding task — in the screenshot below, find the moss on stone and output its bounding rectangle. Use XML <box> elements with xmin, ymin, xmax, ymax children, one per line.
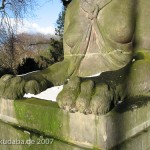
<box><xmin>14</xmin><ymin>98</ymin><xmax>72</xmax><ymax>143</ymax></box>
<box><xmin>0</xmin><ymin>59</ymin><xmax>71</xmax><ymax>100</ymax></box>
<box><xmin>0</xmin><ymin>76</ymin><xmax>26</xmax><ymax>99</ymax></box>
<box><xmin>126</xmin><ymin>59</ymin><xmax>150</xmax><ymax>97</ymax></box>
<box><xmin>134</xmin><ymin>50</ymin><xmax>150</xmax><ymax>61</ymax></box>
<box><xmin>41</xmin><ymin>59</ymin><xmax>71</xmax><ymax>86</ymax></box>
<box><xmin>0</xmin><ymin>120</ymin><xmax>88</xmax><ymax>150</ymax></box>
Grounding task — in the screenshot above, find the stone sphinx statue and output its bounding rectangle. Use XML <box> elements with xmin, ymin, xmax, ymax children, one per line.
<box><xmin>0</xmin><ymin>0</ymin><xmax>150</xmax><ymax>115</ymax></box>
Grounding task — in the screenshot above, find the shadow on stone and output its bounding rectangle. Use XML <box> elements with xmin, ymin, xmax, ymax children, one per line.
<box><xmin>115</xmin><ymin>96</ymin><xmax>150</xmax><ymax>113</ymax></box>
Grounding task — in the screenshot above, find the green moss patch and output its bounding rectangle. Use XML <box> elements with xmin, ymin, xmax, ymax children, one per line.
<box><xmin>14</xmin><ymin>98</ymin><xmax>70</xmax><ymax>141</ymax></box>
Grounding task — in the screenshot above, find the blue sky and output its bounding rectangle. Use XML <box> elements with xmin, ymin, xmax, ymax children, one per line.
<box><xmin>33</xmin><ymin>0</ymin><xmax>63</xmax><ymax>28</ymax></box>
<box><xmin>17</xmin><ymin>0</ymin><xmax>63</xmax><ymax>34</ymax></box>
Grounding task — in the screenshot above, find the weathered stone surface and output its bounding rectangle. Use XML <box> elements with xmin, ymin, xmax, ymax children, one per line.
<box><xmin>64</xmin><ymin>0</ymin><xmax>133</xmax><ymax>77</ymax></box>
<box><xmin>0</xmin><ymin>97</ymin><xmax>150</xmax><ymax>150</ymax></box>
<box><xmin>0</xmin><ymin>1</ymin><xmax>150</xmax><ymax>149</ymax></box>
<box><xmin>0</xmin><ymin>0</ymin><xmax>150</xmax><ymax>115</ymax></box>
<box><xmin>0</xmin><ymin>120</ymin><xmax>86</xmax><ymax>150</ymax></box>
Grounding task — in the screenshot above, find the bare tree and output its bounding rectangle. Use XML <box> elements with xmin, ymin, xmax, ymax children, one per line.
<box><xmin>0</xmin><ymin>0</ymin><xmax>35</xmax><ymax>73</ymax></box>
<box><xmin>0</xmin><ymin>0</ymin><xmax>35</xmax><ymax>36</ymax></box>
<box><xmin>0</xmin><ymin>0</ymin><xmax>34</xmax><ymax>19</ymax></box>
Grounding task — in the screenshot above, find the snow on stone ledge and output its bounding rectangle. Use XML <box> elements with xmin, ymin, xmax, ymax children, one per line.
<box><xmin>24</xmin><ymin>85</ymin><xmax>63</xmax><ymax>101</ymax></box>
<box><xmin>84</xmin><ymin>72</ymin><xmax>101</xmax><ymax>78</ymax></box>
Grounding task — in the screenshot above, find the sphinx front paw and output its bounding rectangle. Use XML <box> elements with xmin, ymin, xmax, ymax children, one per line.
<box><xmin>90</xmin><ymin>83</ymin><xmax>114</xmax><ymax>115</ymax></box>
<box><xmin>0</xmin><ymin>74</ymin><xmax>49</xmax><ymax>100</ymax></box>
<box><xmin>57</xmin><ymin>76</ymin><xmax>81</xmax><ymax>112</ymax></box>
<box><xmin>57</xmin><ymin>77</ymin><xmax>115</xmax><ymax>115</ymax></box>
<box><xmin>0</xmin><ymin>75</ymin><xmax>25</xmax><ymax>99</ymax></box>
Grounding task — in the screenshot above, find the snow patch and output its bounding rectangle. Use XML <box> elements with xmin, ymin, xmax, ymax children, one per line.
<box><xmin>24</xmin><ymin>85</ymin><xmax>63</xmax><ymax>101</ymax></box>
<box><xmin>84</xmin><ymin>73</ymin><xmax>101</xmax><ymax>78</ymax></box>
<box><xmin>132</xmin><ymin>59</ymin><xmax>136</xmax><ymax>62</ymax></box>
<box><xmin>17</xmin><ymin>70</ymin><xmax>40</xmax><ymax>77</ymax></box>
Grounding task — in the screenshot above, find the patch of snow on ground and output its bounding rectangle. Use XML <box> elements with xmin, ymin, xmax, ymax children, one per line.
<box><xmin>24</xmin><ymin>85</ymin><xmax>63</xmax><ymax>101</ymax></box>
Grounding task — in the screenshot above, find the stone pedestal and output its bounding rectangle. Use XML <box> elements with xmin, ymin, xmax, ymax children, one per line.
<box><xmin>0</xmin><ymin>97</ymin><xmax>150</xmax><ymax>150</ymax></box>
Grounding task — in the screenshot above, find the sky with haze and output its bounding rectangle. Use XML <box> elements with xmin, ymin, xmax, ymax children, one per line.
<box><xmin>17</xmin><ymin>0</ymin><xmax>63</xmax><ymax>35</ymax></box>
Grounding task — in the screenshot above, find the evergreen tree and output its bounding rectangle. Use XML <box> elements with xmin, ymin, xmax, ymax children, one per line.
<box><xmin>48</xmin><ymin>6</ymin><xmax>66</xmax><ymax>63</ymax></box>
<box><xmin>55</xmin><ymin>7</ymin><xmax>66</xmax><ymax>41</ymax></box>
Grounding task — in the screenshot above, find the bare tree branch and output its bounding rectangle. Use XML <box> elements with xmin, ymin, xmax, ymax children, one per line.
<box><xmin>0</xmin><ymin>0</ymin><xmax>36</xmax><ymax>73</ymax></box>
